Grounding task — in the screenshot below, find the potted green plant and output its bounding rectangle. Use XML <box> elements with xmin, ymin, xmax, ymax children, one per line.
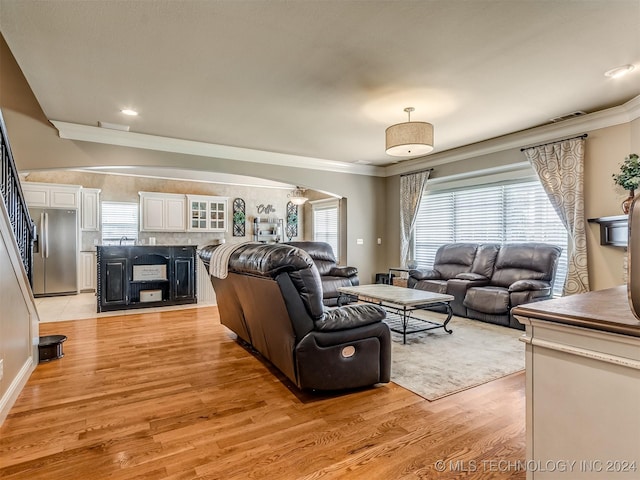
<box><xmin>612</xmin><ymin>153</ymin><xmax>640</xmax><ymax>213</ymax></box>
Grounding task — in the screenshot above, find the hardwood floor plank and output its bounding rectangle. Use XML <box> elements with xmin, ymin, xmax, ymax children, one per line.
<box><xmin>0</xmin><ymin>306</ymin><xmax>525</xmax><ymax>479</ymax></box>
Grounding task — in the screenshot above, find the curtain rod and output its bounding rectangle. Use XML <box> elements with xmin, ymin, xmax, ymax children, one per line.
<box><xmin>400</xmin><ymin>168</ymin><xmax>434</xmax><ymax>177</ymax></box>
<box><xmin>520</xmin><ymin>133</ymin><xmax>588</xmax><ymax>152</ymax></box>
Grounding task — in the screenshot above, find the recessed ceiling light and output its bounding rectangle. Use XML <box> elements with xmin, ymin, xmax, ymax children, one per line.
<box><xmin>120</xmin><ymin>109</ymin><xmax>138</xmax><ymax>116</ymax></box>
<box><xmin>604</xmin><ymin>64</ymin><xmax>635</xmax><ymax>79</ymax></box>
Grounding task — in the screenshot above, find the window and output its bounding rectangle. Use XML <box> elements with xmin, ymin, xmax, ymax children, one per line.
<box><xmin>101</xmin><ymin>202</ymin><xmax>139</xmax><ymax>245</ymax></box>
<box><xmin>413</xmin><ymin>180</ymin><xmax>568</xmax><ymax>295</ymax></box>
<box><xmin>313</xmin><ymin>200</ymin><xmax>340</xmax><ymax>261</ymax></box>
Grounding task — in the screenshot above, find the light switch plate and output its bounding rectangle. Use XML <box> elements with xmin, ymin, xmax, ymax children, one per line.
<box><xmin>356</xmin><ymin>238</ymin><xmax>364</xmax><ymax>245</ymax></box>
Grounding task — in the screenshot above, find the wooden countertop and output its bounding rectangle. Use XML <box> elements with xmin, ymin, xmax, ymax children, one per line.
<box><xmin>512</xmin><ymin>285</ymin><xmax>640</xmax><ymax>337</ymax></box>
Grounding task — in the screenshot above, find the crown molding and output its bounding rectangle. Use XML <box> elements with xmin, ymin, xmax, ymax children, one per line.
<box><xmin>384</xmin><ymin>94</ymin><xmax>640</xmax><ymax>177</ymax></box>
<box><xmin>50</xmin><ymin>94</ymin><xmax>640</xmax><ymax>180</ymax></box>
<box><xmin>68</xmin><ymin>167</ymin><xmax>295</xmax><ymax>189</ymax></box>
<box><xmin>50</xmin><ymin>121</ymin><xmax>386</xmax><ymax>177</ymax></box>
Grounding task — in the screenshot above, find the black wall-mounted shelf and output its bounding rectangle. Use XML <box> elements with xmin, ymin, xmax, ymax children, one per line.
<box><xmin>588</xmin><ymin>215</ymin><xmax>628</xmax><ymax>248</ymax></box>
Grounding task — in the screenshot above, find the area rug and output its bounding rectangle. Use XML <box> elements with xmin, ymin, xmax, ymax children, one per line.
<box><xmin>389</xmin><ymin>312</ymin><xmax>525</xmax><ymax>401</ymax></box>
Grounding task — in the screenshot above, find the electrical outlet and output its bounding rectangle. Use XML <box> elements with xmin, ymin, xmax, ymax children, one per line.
<box><xmin>377</xmin><ymin>238</ymin><xmax>382</xmax><ymax>245</ymax></box>
<box><xmin>0</xmin><ymin>359</ymin><xmax>4</xmax><ymax>381</ymax></box>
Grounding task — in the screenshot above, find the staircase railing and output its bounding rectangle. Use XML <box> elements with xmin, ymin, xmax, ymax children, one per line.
<box><xmin>0</xmin><ymin>109</ymin><xmax>33</xmax><ymax>283</ymax></box>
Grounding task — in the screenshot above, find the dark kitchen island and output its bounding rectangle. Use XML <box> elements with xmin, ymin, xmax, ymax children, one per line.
<box><xmin>96</xmin><ymin>245</ymin><xmax>197</xmax><ymax>312</ymax></box>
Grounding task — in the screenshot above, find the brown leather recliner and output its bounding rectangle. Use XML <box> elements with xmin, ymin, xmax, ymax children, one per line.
<box><xmin>285</xmin><ymin>241</ymin><xmax>359</xmax><ymax>306</ymax></box>
<box><xmin>463</xmin><ymin>243</ymin><xmax>562</xmax><ymax>328</ymax></box>
<box><xmin>199</xmin><ymin>243</ymin><xmax>391</xmax><ymax>391</ymax></box>
<box><xmin>409</xmin><ymin>242</ymin><xmax>561</xmax><ymax>329</ymax></box>
<box><xmin>407</xmin><ymin>243</ymin><xmax>499</xmax><ymax>317</ymax></box>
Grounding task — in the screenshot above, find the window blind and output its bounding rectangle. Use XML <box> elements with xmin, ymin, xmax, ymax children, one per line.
<box><xmin>414</xmin><ymin>180</ymin><xmax>568</xmax><ymax>296</ymax></box>
<box><xmin>313</xmin><ymin>201</ymin><xmax>339</xmax><ymax>261</ymax></box>
<box><xmin>101</xmin><ymin>202</ymin><xmax>139</xmax><ymax>245</ymax></box>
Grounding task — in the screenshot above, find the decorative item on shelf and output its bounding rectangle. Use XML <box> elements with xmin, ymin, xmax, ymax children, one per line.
<box><xmin>253</xmin><ymin>216</ymin><xmax>283</xmax><ymax>243</ymax></box>
<box><xmin>232</xmin><ymin>198</ymin><xmax>246</xmax><ymax>236</ymax></box>
<box><xmin>286</xmin><ymin>201</ymin><xmax>298</xmax><ymax>241</ymax></box>
<box><xmin>612</xmin><ymin>153</ymin><xmax>640</xmax><ymax>214</ymax></box>
<box><xmin>288</xmin><ymin>187</ymin><xmax>308</xmax><ymax>205</ymax></box>
<box><xmin>622</xmin><ymin>190</ymin><xmax>636</xmax><ymax>215</ymax></box>
<box><xmin>385</xmin><ymin>107</ymin><xmax>434</xmax><ymax>157</ymax></box>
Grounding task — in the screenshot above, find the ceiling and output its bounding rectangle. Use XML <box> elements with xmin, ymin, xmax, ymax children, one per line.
<box><xmin>1</xmin><ymin>0</ymin><xmax>639</xmax><ymax>169</ymax></box>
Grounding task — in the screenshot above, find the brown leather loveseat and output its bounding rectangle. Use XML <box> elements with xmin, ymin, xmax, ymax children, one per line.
<box><xmin>408</xmin><ymin>242</ymin><xmax>562</xmax><ymax>329</ymax></box>
<box><xmin>199</xmin><ymin>242</ymin><xmax>391</xmax><ymax>391</ymax></box>
<box><xmin>285</xmin><ymin>241</ymin><xmax>359</xmax><ymax>306</ymax></box>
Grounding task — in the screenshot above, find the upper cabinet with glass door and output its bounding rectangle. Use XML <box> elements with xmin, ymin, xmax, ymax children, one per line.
<box><xmin>186</xmin><ymin>195</ymin><xmax>228</xmax><ymax>232</ymax></box>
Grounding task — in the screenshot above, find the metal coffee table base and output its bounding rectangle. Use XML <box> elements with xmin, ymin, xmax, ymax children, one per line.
<box><xmin>385</xmin><ymin>303</ymin><xmax>453</xmax><ymax>344</ymax></box>
<box><xmin>337</xmin><ymin>285</ymin><xmax>455</xmax><ymax>344</ymax></box>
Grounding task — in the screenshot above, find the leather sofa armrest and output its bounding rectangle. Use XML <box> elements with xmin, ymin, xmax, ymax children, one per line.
<box><xmin>509</xmin><ymin>279</ymin><xmax>551</xmax><ymax>292</ymax></box>
<box><xmin>315</xmin><ymin>304</ymin><xmax>386</xmax><ymax>331</ymax></box>
<box><xmin>296</xmin><ymin>322</ymin><xmax>391</xmax><ymax>389</ymax></box>
<box><xmin>455</xmin><ymin>272</ymin><xmax>488</xmax><ymax>281</ymax></box>
<box><xmin>327</xmin><ymin>266</ymin><xmax>358</xmax><ymax>277</ymax></box>
<box><xmin>409</xmin><ymin>269</ymin><xmax>440</xmax><ymax>280</ymax></box>
<box><xmin>510</xmin><ymin>288</ymin><xmax>552</xmax><ymax>309</ymax></box>
<box><xmin>446</xmin><ymin>277</ymin><xmax>491</xmax><ymax>313</ymax></box>
<box><xmin>447</xmin><ymin>278</ymin><xmax>490</xmax><ymax>288</ymax></box>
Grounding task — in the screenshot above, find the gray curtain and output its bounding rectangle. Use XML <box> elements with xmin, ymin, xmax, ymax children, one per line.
<box><xmin>523</xmin><ymin>137</ymin><xmax>589</xmax><ymax>295</ymax></box>
<box><xmin>400</xmin><ymin>170</ymin><xmax>430</xmax><ymax>267</ymax></box>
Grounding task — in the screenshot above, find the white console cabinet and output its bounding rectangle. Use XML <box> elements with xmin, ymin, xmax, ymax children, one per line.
<box><xmin>513</xmin><ymin>287</ymin><xmax>640</xmax><ymax>480</ymax></box>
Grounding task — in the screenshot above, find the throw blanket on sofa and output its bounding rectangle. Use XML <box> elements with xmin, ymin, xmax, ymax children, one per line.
<box><xmin>209</xmin><ymin>241</ymin><xmax>257</xmax><ymax>279</ymax></box>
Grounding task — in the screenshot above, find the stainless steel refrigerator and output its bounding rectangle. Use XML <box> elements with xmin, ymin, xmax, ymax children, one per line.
<box><xmin>30</xmin><ymin>208</ymin><xmax>78</xmax><ymax>296</ymax></box>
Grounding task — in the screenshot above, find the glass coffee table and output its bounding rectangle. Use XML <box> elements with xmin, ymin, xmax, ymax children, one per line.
<box><xmin>338</xmin><ymin>284</ymin><xmax>454</xmax><ymax>344</ymax></box>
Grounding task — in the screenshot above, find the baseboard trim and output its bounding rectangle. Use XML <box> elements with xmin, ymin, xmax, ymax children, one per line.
<box><xmin>0</xmin><ymin>357</ymin><xmax>36</xmax><ymax>426</ymax></box>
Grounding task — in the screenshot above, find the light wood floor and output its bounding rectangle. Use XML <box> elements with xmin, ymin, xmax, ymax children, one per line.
<box><xmin>0</xmin><ymin>307</ymin><xmax>525</xmax><ymax>479</ymax></box>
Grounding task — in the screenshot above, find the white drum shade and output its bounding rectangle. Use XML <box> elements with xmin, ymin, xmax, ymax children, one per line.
<box><xmin>385</xmin><ymin>121</ymin><xmax>434</xmax><ymax>157</ymax></box>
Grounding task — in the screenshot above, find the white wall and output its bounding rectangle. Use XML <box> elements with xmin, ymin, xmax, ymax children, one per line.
<box><xmin>0</xmin><ymin>201</ymin><xmax>38</xmax><ymax>425</ymax></box>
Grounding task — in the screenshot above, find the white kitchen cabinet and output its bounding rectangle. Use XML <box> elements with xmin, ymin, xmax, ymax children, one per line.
<box><xmin>81</xmin><ymin>188</ymin><xmax>101</xmax><ymax>231</ymax></box>
<box><xmin>186</xmin><ymin>195</ymin><xmax>228</xmax><ymax>232</ymax></box>
<box><xmin>139</xmin><ymin>192</ymin><xmax>186</xmax><ymax>232</ymax></box>
<box><xmin>165</xmin><ymin>196</ymin><xmax>187</xmax><ymax>231</ymax></box>
<box><xmin>21</xmin><ymin>182</ymin><xmax>81</xmax><ymax>209</ymax></box>
<box><xmin>141</xmin><ymin>195</ymin><xmax>165</xmax><ymax>231</ymax></box>
<box><xmin>80</xmin><ymin>251</ymin><xmax>97</xmax><ymax>291</ymax></box>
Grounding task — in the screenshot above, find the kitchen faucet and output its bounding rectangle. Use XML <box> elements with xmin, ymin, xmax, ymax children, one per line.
<box><xmin>119</xmin><ymin>236</ymin><xmax>129</xmax><ymax>246</ymax></box>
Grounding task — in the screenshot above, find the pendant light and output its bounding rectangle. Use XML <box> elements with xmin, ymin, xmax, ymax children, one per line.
<box><xmin>385</xmin><ymin>107</ymin><xmax>434</xmax><ymax>157</ymax></box>
<box><xmin>288</xmin><ymin>187</ymin><xmax>308</xmax><ymax>205</ymax></box>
